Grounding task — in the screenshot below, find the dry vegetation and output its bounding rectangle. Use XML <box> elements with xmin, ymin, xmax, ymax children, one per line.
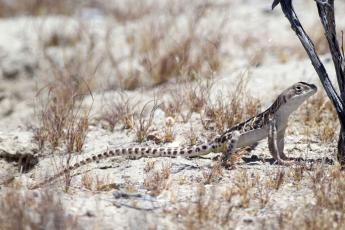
<box><xmin>166</xmin><ymin>165</ymin><xmax>345</xmax><ymax>229</ymax></box>
<box><xmin>0</xmin><ymin>190</ymin><xmax>80</xmax><ymax>230</ymax></box>
<box><xmin>202</xmin><ymin>74</ymin><xmax>261</xmax><ymax>133</ymax></box>
<box><xmin>143</xmin><ymin>162</ymin><xmax>171</xmax><ymax>196</ymax></box>
<box><xmin>301</xmin><ymin>90</ymin><xmax>339</xmax><ymax>142</ymax></box>
<box><xmin>1</xmin><ymin>0</ymin><xmax>344</xmax><ymax>229</ymax></box>
<box><xmin>104</xmin><ymin>1</ymin><xmax>227</xmax><ymax>89</ymax></box>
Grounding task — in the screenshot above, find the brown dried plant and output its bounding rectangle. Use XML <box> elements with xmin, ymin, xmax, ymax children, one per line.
<box><xmin>134</xmin><ymin>99</ymin><xmax>160</xmax><ymax>143</ymax></box>
<box><xmin>0</xmin><ymin>190</ymin><xmax>80</xmax><ymax>230</ymax></box>
<box><xmin>202</xmin><ymin>74</ymin><xmax>261</xmax><ymax>134</ymax></box>
<box><xmin>143</xmin><ymin>163</ymin><xmax>171</xmax><ymax>196</ymax></box>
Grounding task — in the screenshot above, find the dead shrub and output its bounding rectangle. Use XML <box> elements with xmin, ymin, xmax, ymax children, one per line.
<box><xmin>202</xmin><ymin>74</ymin><xmax>261</xmax><ymax>133</ymax></box>
<box><xmin>143</xmin><ymin>163</ymin><xmax>171</xmax><ymax>196</ymax></box>
<box><xmin>134</xmin><ymin>99</ymin><xmax>160</xmax><ymax>143</ymax></box>
<box><xmin>302</xmin><ymin>90</ymin><xmax>338</xmax><ymax>142</ymax></box>
<box><xmin>0</xmin><ymin>0</ymin><xmax>78</xmax><ymax>17</ymax></box>
<box><xmin>0</xmin><ymin>190</ymin><xmax>80</xmax><ymax>230</ymax></box>
<box><xmin>99</xmin><ymin>92</ymin><xmax>139</xmax><ymax>131</ymax></box>
<box><xmin>172</xmin><ymin>184</ymin><xmax>235</xmax><ymax>229</ymax></box>
<box><xmin>105</xmin><ymin>1</ymin><xmax>227</xmax><ymax>89</ymax></box>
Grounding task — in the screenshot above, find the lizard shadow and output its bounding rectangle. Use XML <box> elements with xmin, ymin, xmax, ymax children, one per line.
<box><xmin>241</xmin><ymin>155</ymin><xmax>334</xmax><ymax>165</ymax></box>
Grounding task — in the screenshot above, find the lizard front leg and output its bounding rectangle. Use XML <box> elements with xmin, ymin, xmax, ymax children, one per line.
<box><xmin>277</xmin><ymin>127</ymin><xmax>290</xmax><ymax>160</ymax></box>
<box><xmin>268</xmin><ymin>117</ymin><xmax>293</xmax><ymax>165</ymax></box>
<box><xmin>221</xmin><ymin>131</ymin><xmax>240</xmax><ymax>166</ymax></box>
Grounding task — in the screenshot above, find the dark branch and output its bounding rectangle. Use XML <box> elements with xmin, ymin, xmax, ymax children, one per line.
<box><xmin>272</xmin><ymin>0</ymin><xmax>345</xmax><ymax>128</ymax></box>
<box><xmin>316</xmin><ymin>0</ymin><xmax>345</xmax><ymax>98</ymax></box>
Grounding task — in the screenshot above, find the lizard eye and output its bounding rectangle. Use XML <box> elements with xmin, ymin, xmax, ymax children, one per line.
<box><xmin>295</xmin><ymin>85</ymin><xmax>302</xmax><ymax>94</ymax></box>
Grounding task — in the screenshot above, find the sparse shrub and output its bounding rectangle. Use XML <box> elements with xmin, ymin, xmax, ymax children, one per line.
<box><xmin>202</xmin><ymin>162</ymin><xmax>223</xmax><ymax>185</ymax></box>
<box><xmin>134</xmin><ymin>99</ymin><xmax>160</xmax><ymax>143</ymax></box>
<box><xmin>34</xmin><ymin>79</ymin><xmax>92</xmax><ymax>153</ymax></box>
<box><xmin>105</xmin><ymin>1</ymin><xmax>227</xmax><ymax>89</ymax></box>
<box><xmin>143</xmin><ymin>163</ymin><xmax>171</xmax><ymax>196</ymax></box>
<box><xmin>302</xmin><ymin>90</ymin><xmax>338</xmax><ymax>142</ymax></box>
<box><xmin>99</xmin><ymin>92</ymin><xmax>139</xmax><ymax>131</ymax></box>
<box><xmin>164</xmin><ymin>116</ymin><xmax>175</xmax><ymax>142</ymax></box>
<box><xmin>202</xmin><ymin>74</ymin><xmax>261</xmax><ymax>133</ymax></box>
<box><xmin>0</xmin><ymin>190</ymin><xmax>80</xmax><ymax>230</ymax></box>
<box><xmin>172</xmin><ymin>184</ymin><xmax>235</xmax><ymax>229</ymax></box>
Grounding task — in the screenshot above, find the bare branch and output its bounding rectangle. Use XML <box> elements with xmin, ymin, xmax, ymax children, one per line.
<box><xmin>272</xmin><ymin>0</ymin><xmax>345</xmax><ymax>128</ymax></box>
<box><xmin>316</xmin><ymin>0</ymin><xmax>345</xmax><ymax>97</ymax></box>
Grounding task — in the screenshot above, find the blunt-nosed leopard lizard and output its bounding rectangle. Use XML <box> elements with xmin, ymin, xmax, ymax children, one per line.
<box><xmin>31</xmin><ymin>82</ymin><xmax>317</xmax><ymax>188</ymax></box>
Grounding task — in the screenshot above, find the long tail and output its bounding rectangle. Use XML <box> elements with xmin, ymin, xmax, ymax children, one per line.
<box><xmin>30</xmin><ymin>142</ymin><xmax>223</xmax><ymax>189</ymax></box>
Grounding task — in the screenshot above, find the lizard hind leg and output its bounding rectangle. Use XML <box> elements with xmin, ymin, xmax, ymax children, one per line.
<box><xmin>221</xmin><ymin>131</ymin><xmax>241</xmax><ymax>167</ymax></box>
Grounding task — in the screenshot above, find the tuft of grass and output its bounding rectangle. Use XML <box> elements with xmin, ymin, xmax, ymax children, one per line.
<box><xmin>105</xmin><ymin>1</ymin><xmax>227</xmax><ymax>90</ymax></box>
<box><xmin>276</xmin><ymin>165</ymin><xmax>345</xmax><ymax>229</ymax></box>
<box><xmin>134</xmin><ymin>99</ymin><xmax>160</xmax><ymax>143</ymax></box>
<box><xmin>99</xmin><ymin>92</ymin><xmax>139</xmax><ymax>131</ymax></box>
<box><xmin>202</xmin><ymin>74</ymin><xmax>261</xmax><ymax>134</ymax></box>
<box><xmin>143</xmin><ymin>163</ymin><xmax>171</xmax><ymax>196</ymax></box>
<box><xmin>171</xmin><ymin>184</ymin><xmax>235</xmax><ymax>229</ymax></box>
<box><xmin>301</xmin><ymin>90</ymin><xmax>338</xmax><ymax>142</ymax></box>
<box><xmin>202</xmin><ymin>162</ymin><xmax>223</xmax><ymax>185</ymax></box>
<box><xmin>0</xmin><ymin>0</ymin><xmax>78</xmax><ymax>17</ymax></box>
<box><xmin>0</xmin><ymin>190</ymin><xmax>80</xmax><ymax>230</ymax></box>
<box><xmin>163</xmin><ymin>116</ymin><xmax>175</xmax><ymax>143</ymax></box>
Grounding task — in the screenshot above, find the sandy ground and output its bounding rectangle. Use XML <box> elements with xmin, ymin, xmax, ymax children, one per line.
<box><xmin>0</xmin><ymin>0</ymin><xmax>345</xmax><ymax>229</ymax></box>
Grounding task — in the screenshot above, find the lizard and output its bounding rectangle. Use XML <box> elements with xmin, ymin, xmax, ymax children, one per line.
<box><xmin>31</xmin><ymin>81</ymin><xmax>317</xmax><ymax>189</ymax></box>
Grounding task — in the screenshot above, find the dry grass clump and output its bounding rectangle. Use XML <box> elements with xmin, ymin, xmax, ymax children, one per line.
<box><xmin>106</xmin><ymin>1</ymin><xmax>227</xmax><ymax>90</ymax></box>
<box><xmin>143</xmin><ymin>163</ymin><xmax>171</xmax><ymax>196</ymax></box>
<box><xmin>164</xmin><ymin>116</ymin><xmax>175</xmax><ymax>142</ymax></box>
<box><xmin>34</xmin><ymin>26</ymin><xmax>99</xmax><ymax>152</ymax></box>
<box><xmin>0</xmin><ymin>190</ymin><xmax>80</xmax><ymax>230</ymax></box>
<box><xmin>99</xmin><ymin>92</ymin><xmax>139</xmax><ymax>131</ymax></box>
<box><xmin>81</xmin><ymin>174</ymin><xmax>118</xmax><ymax>192</ymax></box>
<box><xmin>34</xmin><ymin>78</ymin><xmax>92</xmax><ymax>153</ymax></box>
<box><xmin>34</xmin><ymin>78</ymin><xmax>92</xmax><ymax>155</ymax></box>
<box><xmin>172</xmin><ymin>185</ymin><xmax>234</xmax><ymax>229</ymax></box>
<box><xmin>0</xmin><ymin>0</ymin><xmax>79</xmax><ymax>17</ymax></box>
<box><xmin>274</xmin><ymin>165</ymin><xmax>345</xmax><ymax>229</ymax></box>
<box><xmin>202</xmin><ymin>162</ymin><xmax>223</xmax><ymax>185</ymax></box>
<box><xmin>134</xmin><ymin>99</ymin><xmax>160</xmax><ymax>143</ymax></box>
<box><xmin>100</xmin><ymin>96</ymin><xmax>161</xmax><ymax>143</ymax></box>
<box><xmin>202</xmin><ymin>75</ymin><xmax>261</xmax><ymax>133</ymax></box>
<box><xmin>301</xmin><ymin>90</ymin><xmax>338</xmax><ymax>142</ymax></box>
<box><xmin>161</xmin><ymin>78</ymin><xmax>213</xmax><ymax>123</ymax></box>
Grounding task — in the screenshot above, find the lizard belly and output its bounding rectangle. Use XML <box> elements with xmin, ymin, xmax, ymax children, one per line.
<box><xmin>236</xmin><ymin>128</ymin><xmax>268</xmax><ymax>148</ymax></box>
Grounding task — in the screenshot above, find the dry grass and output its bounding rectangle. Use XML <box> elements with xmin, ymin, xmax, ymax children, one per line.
<box><xmin>34</xmin><ymin>26</ymin><xmax>97</xmax><ymax>152</ymax></box>
<box><xmin>202</xmin><ymin>162</ymin><xmax>223</xmax><ymax>185</ymax></box>
<box><xmin>168</xmin><ymin>165</ymin><xmax>345</xmax><ymax>229</ymax></box>
<box><xmin>99</xmin><ymin>92</ymin><xmax>139</xmax><ymax>131</ymax></box>
<box><xmin>172</xmin><ymin>185</ymin><xmax>234</xmax><ymax>229</ymax></box>
<box><xmin>202</xmin><ymin>74</ymin><xmax>261</xmax><ymax>134</ymax></box>
<box><xmin>161</xmin><ymin>78</ymin><xmax>214</xmax><ymax>123</ymax></box>
<box><xmin>0</xmin><ymin>0</ymin><xmax>79</xmax><ymax>17</ymax></box>
<box><xmin>143</xmin><ymin>162</ymin><xmax>171</xmax><ymax>196</ymax></box>
<box><xmin>32</xmin><ymin>26</ymin><xmax>99</xmax><ymax>192</ymax></box>
<box><xmin>134</xmin><ymin>99</ymin><xmax>160</xmax><ymax>143</ymax></box>
<box><xmin>105</xmin><ymin>1</ymin><xmax>227</xmax><ymax>90</ymax></box>
<box><xmin>0</xmin><ymin>190</ymin><xmax>80</xmax><ymax>230</ymax></box>
<box><xmin>274</xmin><ymin>165</ymin><xmax>345</xmax><ymax>229</ymax></box>
<box><xmin>301</xmin><ymin>90</ymin><xmax>338</xmax><ymax>142</ymax></box>
<box><xmin>164</xmin><ymin>116</ymin><xmax>175</xmax><ymax>142</ymax></box>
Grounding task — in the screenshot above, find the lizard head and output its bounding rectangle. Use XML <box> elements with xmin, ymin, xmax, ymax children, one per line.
<box><xmin>281</xmin><ymin>82</ymin><xmax>317</xmax><ymax>111</ymax></box>
<box><xmin>272</xmin><ymin>81</ymin><xmax>317</xmax><ymax>117</ymax></box>
<box><xmin>287</xmin><ymin>81</ymin><xmax>317</xmax><ymax>101</ymax></box>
